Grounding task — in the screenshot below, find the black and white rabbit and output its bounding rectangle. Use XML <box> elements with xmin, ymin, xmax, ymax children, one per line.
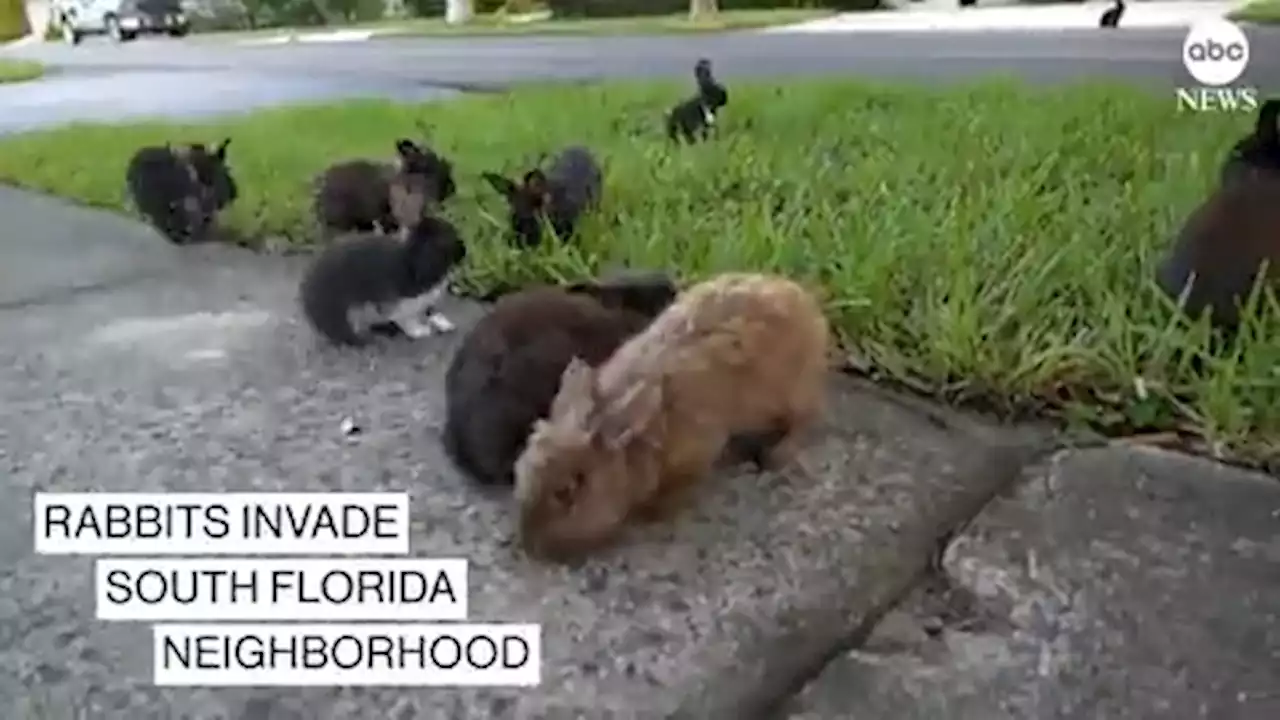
<box><xmin>666</xmin><ymin>58</ymin><xmax>729</xmax><ymax>144</ymax></box>
<box><xmin>481</xmin><ymin>145</ymin><xmax>603</xmax><ymax>248</ymax></box>
<box><xmin>299</xmin><ymin>176</ymin><xmax>466</xmax><ymax>346</ymax></box>
<box><xmin>125</xmin><ymin>138</ymin><xmax>237</xmax><ymax>244</ymax></box>
<box><xmin>442</xmin><ymin>271</ymin><xmax>679</xmax><ymax>488</ymax></box>
<box><xmin>1220</xmin><ymin>98</ymin><xmax>1280</xmax><ymax>188</ymax></box>
<box><xmin>313</xmin><ymin>138</ymin><xmax>456</xmax><ymax>237</ymax></box>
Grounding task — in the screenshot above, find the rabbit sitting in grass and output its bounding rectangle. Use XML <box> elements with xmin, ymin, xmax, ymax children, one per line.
<box><xmin>299</xmin><ymin>175</ymin><xmax>466</xmax><ymax>346</ymax></box>
<box><xmin>513</xmin><ymin>272</ymin><xmax>831</xmax><ymax>563</ymax></box>
<box><xmin>125</xmin><ymin>138</ymin><xmax>237</xmax><ymax>244</ymax></box>
<box><xmin>1220</xmin><ymin>98</ymin><xmax>1280</xmax><ymax>188</ymax></box>
<box><xmin>313</xmin><ymin>138</ymin><xmax>456</xmax><ymax>237</ymax></box>
<box><xmin>481</xmin><ymin>145</ymin><xmax>603</xmax><ymax>248</ymax></box>
<box><xmin>1156</xmin><ymin>172</ymin><xmax>1280</xmax><ymax>331</ymax></box>
<box><xmin>666</xmin><ymin>58</ymin><xmax>728</xmax><ymax>144</ymax></box>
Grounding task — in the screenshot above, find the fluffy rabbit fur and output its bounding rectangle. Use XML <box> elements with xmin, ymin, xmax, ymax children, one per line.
<box><xmin>666</xmin><ymin>59</ymin><xmax>729</xmax><ymax>144</ymax></box>
<box><xmin>442</xmin><ymin>271</ymin><xmax>680</xmax><ymax>488</ymax></box>
<box><xmin>125</xmin><ymin>139</ymin><xmax>237</xmax><ymax>244</ymax></box>
<box><xmin>481</xmin><ymin>145</ymin><xmax>603</xmax><ymax>248</ymax></box>
<box><xmin>513</xmin><ymin>272</ymin><xmax>830</xmax><ymax>562</ymax></box>
<box><xmin>1220</xmin><ymin>98</ymin><xmax>1280</xmax><ymax>188</ymax></box>
<box><xmin>1156</xmin><ymin>173</ymin><xmax>1280</xmax><ymax>330</ymax></box>
<box><xmin>313</xmin><ymin>139</ymin><xmax>456</xmax><ymax>236</ymax></box>
<box><xmin>299</xmin><ymin>177</ymin><xmax>466</xmax><ymax>346</ymax></box>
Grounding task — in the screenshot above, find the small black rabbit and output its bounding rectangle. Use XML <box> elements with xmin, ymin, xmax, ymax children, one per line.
<box><xmin>481</xmin><ymin>145</ymin><xmax>603</xmax><ymax>248</ymax></box>
<box><xmin>1220</xmin><ymin>98</ymin><xmax>1280</xmax><ymax>188</ymax></box>
<box><xmin>299</xmin><ymin>177</ymin><xmax>466</xmax><ymax>346</ymax></box>
<box><xmin>1156</xmin><ymin>173</ymin><xmax>1280</xmax><ymax>330</ymax></box>
<box><xmin>442</xmin><ymin>271</ymin><xmax>679</xmax><ymax>488</ymax></box>
<box><xmin>666</xmin><ymin>58</ymin><xmax>729</xmax><ymax>144</ymax></box>
<box><xmin>1098</xmin><ymin>0</ymin><xmax>1124</xmax><ymax>28</ymax></box>
<box><xmin>125</xmin><ymin>138</ymin><xmax>237</xmax><ymax>244</ymax></box>
<box><xmin>313</xmin><ymin>138</ymin><xmax>456</xmax><ymax>237</ymax></box>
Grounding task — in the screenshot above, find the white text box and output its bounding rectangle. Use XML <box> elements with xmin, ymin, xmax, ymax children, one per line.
<box><xmin>97</xmin><ymin>558</ymin><xmax>467</xmax><ymax>621</ymax></box>
<box><xmin>153</xmin><ymin>623</ymin><xmax>541</xmax><ymax>687</ymax></box>
<box><xmin>34</xmin><ymin>492</ymin><xmax>410</xmax><ymax>556</ymax></box>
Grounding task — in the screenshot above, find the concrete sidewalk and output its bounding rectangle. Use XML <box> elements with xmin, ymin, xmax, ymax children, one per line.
<box><xmin>0</xmin><ymin>187</ymin><xmax>1277</xmax><ymax>717</ymax></box>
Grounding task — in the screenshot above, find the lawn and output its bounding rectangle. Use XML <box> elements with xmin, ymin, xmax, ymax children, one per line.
<box><xmin>207</xmin><ymin>8</ymin><xmax>831</xmax><ymax>40</ymax></box>
<box><xmin>0</xmin><ymin>58</ymin><xmax>43</xmax><ymax>84</ymax></box>
<box><xmin>1230</xmin><ymin>0</ymin><xmax>1280</xmax><ymax>23</ymax></box>
<box><xmin>0</xmin><ymin>79</ymin><xmax>1275</xmax><ymax>469</ymax></box>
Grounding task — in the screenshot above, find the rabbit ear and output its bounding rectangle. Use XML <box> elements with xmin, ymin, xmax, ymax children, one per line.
<box><xmin>549</xmin><ymin>356</ymin><xmax>598</xmax><ymax>429</ymax></box>
<box><xmin>213</xmin><ymin>137</ymin><xmax>231</xmax><ymax>160</ymax></box>
<box><xmin>482</xmin><ymin>172</ymin><xmax>518</xmax><ymax>199</ymax></box>
<box><xmin>596</xmin><ymin>382</ymin><xmax>662</xmax><ymax>451</ymax></box>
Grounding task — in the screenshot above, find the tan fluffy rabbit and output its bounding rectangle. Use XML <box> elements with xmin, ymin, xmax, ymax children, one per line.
<box><xmin>513</xmin><ymin>272</ymin><xmax>831</xmax><ymax>562</ymax></box>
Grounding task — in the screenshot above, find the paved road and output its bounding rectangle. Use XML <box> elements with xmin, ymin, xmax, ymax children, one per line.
<box><xmin>2</xmin><ymin>26</ymin><xmax>1279</xmax><ymax>131</ymax></box>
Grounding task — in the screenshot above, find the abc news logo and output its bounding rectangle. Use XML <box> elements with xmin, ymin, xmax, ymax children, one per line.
<box><xmin>1177</xmin><ymin>18</ymin><xmax>1259</xmax><ymax>113</ymax></box>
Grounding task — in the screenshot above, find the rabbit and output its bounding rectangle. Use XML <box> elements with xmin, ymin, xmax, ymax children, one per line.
<box><xmin>299</xmin><ymin>174</ymin><xmax>466</xmax><ymax>346</ymax></box>
<box><xmin>1098</xmin><ymin>0</ymin><xmax>1124</xmax><ymax>28</ymax></box>
<box><xmin>313</xmin><ymin>138</ymin><xmax>456</xmax><ymax>237</ymax></box>
<box><xmin>442</xmin><ymin>271</ymin><xmax>681</xmax><ymax>489</ymax></box>
<box><xmin>513</xmin><ymin>272</ymin><xmax>831</xmax><ymax>563</ymax></box>
<box><xmin>666</xmin><ymin>58</ymin><xmax>729</xmax><ymax>144</ymax></box>
<box><xmin>124</xmin><ymin>138</ymin><xmax>236</xmax><ymax>244</ymax></box>
<box><xmin>1156</xmin><ymin>172</ymin><xmax>1280</xmax><ymax>331</ymax></box>
<box><xmin>1220</xmin><ymin>98</ymin><xmax>1280</xmax><ymax>188</ymax></box>
<box><xmin>481</xmin><ymin>145</ymin><xmax>603</xmax><ymax>248</ymax></box>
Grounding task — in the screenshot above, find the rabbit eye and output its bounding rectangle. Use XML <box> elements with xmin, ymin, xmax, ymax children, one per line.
<box><xmin>553</xmin><ymin>473</ymin><xmax>585</xmax><ymax>507</ymax></box>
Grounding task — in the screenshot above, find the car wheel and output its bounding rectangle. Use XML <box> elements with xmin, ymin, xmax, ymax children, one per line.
<box><xmin>167</xmin><ymin>26</ymin><xmax>189</xmax><ymax>38</ymax></box>
<box><xmin>105</xmin><ymin>14</ymin><xmax>133</xmax><ymax>42</ymax></box>
<box><xmin>60</xmin><ymin>17</ymin><xmax>82</xmax><ymax>45</ymax></box>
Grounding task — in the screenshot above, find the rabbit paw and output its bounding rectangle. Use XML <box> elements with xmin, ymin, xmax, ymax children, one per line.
<box><xmin>426</xmin><ymin>312</ymin><xmax>456</xmax><ymax>334</ymax></box>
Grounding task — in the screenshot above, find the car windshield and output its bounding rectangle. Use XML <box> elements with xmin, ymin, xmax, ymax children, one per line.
<box><xmin>137</xmin><ymin>0</ymin><xmax>182</xmax><ymax>13</ymax></box>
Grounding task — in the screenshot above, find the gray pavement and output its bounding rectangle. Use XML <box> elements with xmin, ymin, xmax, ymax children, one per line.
<box><xmin>1</xmin><ymin>23</ymin><xmax>1279</xmax><ymax>719</ymax></box>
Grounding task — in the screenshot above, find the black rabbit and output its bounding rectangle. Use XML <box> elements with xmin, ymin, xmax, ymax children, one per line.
<box><xmin>125</xmin><ymin>138</ymin><xmax>237</xmax><ymax>244</ymax></box>
<box><xmin>313</xmin><ymin>138</ymin><xmax>456</xmax><ymax>237</ymax></box>
<box><xmin>1220</xmin><ymin>98</ymin><xmax>1280</xmax><ymax>188</ymax></box>
<box><xmin>299</xmin><ymin>176</ymin><xmax>466</xmax><ymax>346</ymax></box>
<box><xmin>1098</xmin><ymin>0</ymin><xmax>1124</xmax><ymax>28</ymax></box>
<box><xmin>442</xmin><ymin>271</ymin><xmax>679</xmax><ymax>488</ymax></box>
<box><xmin>481</xmin><ymin>145</ymin><xmax>603</xmax><ymax>248</ymax></box>
<box><xmin>1156</xmin><ymin>173</ymin><xmax>1280</xmax><ymax>331</ymax></box>
<box><xmin>666</xmin><ymin>58</ymin><xmax>729</xmax><ymax>144</ymax></box>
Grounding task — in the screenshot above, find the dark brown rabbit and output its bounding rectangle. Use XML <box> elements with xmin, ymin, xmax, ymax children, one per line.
<box><xmin>1156</xmin><ymin>173</ymin><xmax>1280</xmax><ymax>330</ymax></box>
<box><xmin>441</xmin><ymin>272</ymin><xmax>679</xmax><ymax>489</ymax></box>
<box><xmin>313</xmin><ymin>138</ymin><xmax>456</xmax><ymax>237</ymax></box>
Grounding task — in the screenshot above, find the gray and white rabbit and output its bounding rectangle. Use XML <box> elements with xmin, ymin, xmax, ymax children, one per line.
<box><xmin>481</xmin><ymin>145</ymin><xmax>603</xmax><ymax>248</ymax></box>
<box><xmin>299</xmin><ymin>175</ymin><xmax>466</xmax><ymax>346</ymax></box>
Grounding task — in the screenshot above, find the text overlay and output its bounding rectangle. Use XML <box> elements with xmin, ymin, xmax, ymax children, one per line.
<box><xmin>35</xmin><ymin>492</ymin><xmax>410</xmax><ymax>555</ymax></box>
<box><xmin>153</xmin><ymin>623</ymin><xmax>541</xmax><ymax>687</ymax></box>
<box><xmin>96</xmin><ymin>558</ymin><xmax>467</xmax><ymax>622</ymax></box>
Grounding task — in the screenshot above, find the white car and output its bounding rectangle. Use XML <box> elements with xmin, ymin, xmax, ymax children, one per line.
<box><xmin>53</xmin><ymin>0</ymin><xmax>191</xmax><ymax>45</ymax></box>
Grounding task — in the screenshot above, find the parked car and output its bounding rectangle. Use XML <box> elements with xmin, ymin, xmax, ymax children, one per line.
<box><xmin>53</xmin><ymin>0</ymin><xmax>190</xmax><ymax>45</ymax></box>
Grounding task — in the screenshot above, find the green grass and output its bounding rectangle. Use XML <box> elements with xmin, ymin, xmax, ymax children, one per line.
<box><xmin>0</xmin><ymin>79</ymin><xmax>1276</xmax><ymax>469</ymax></box>
<box><xmin>1230</xmin><ymin>0</ymin><xmax>1280</xmax><ymax>23</ymax></box>
<box><xmin>207</xmin><ymin>8</ymin><xmax>831</xmax><ymax>40</ymax></box>
<box><xmin>0</xmin><ymin>58</ymin><xmax>43</xmax><ymax>84</ymax></box>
